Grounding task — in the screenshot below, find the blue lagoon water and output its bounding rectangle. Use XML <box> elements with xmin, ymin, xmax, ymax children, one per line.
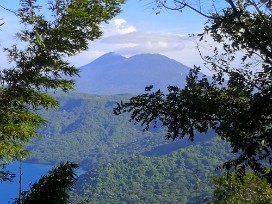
<box><xmin>0</xmin><ymin>162</ymin><xmax>52</xmax><ymax>203</ymax></box>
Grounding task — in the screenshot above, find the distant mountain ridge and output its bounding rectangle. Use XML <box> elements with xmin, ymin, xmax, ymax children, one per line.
<box><xmin>74</xmin><ymin>53</ymin><xmax>193</xmax><ymax>95</ymax></box>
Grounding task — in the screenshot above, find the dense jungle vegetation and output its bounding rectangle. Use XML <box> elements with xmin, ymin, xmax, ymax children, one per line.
<box><xmin>26</xmin><ymin>93</ymin><xmax>233</xmax><ymax>203</ymax></box>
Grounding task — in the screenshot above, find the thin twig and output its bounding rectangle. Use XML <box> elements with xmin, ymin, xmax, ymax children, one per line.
<box><xmin>160</xmin><ymin>0</ymin><xmax>214</xmax><ymax>19</ymax></box>
<box><xmin>0</xmin><ymin>4</ymin><xmax>18</xmax><ymax>16</ymax></box>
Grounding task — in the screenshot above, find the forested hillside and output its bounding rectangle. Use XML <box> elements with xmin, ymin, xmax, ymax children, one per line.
<box><xmin>2</xmin><ymin>0</ymin><xmax>270</xmax><ymax>203</ymax></box>
<box><xmin>71</xmin><ymin>137</ymin><xmax>233</xmax><ymax>204</ymax></box>
<box><xmin>27</xmin><ymin>93</ymin><xmax>216</xmax><ymax>169</ymax></box>
<box><xmin>24</xmin><ymin>92</ymin><xmax>234</xmax><ymax>203</ymax></box>
<box><xmin>27</xmin><ymin>93</ymin><xmax>171</xmax><ymax>168</ymax></box>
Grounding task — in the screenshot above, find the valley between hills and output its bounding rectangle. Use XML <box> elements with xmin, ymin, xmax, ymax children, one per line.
<box><xmin>24</xmin><ymin>53</ymin><xmax>232</xmax><ymax>203</ymax></box>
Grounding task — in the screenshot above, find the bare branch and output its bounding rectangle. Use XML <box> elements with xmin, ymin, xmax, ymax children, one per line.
<box><xmin>157</xmin><ymin>0</ymin><xmax>214</xmax><ymax>19</ymax></box>
<box><xmin>0</xmin><ymin>4</ymin><xmax>17</xmax><ymax>16</ymax></box>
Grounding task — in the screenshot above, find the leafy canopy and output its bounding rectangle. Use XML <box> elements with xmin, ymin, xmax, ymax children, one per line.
<box><xmin>15</xmin><ymin>162</ymin><xmax>79</xmax><ymax>204</ymax></box>
<box><xmin>210</xmin><ymin>172</ymin><xmax>272</xmax><ymax>204</ymax></box>
<box><xmin>114</xmin><ymin>0</ymin><xmax>272</xmax><ymax>181</ymax></box>
<box><xmin>0</xmin><ymin>0</ymin><xmax>123</xmax><ymax>171</ymax></box>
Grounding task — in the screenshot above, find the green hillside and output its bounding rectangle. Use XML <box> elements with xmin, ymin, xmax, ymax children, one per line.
<box><xmin>28</xmin><ymin>93</ymin><xmax>219</xmax><ymax>169</ymax></box>
<box><xmin>25</xmin><ymin>92</ymin><xmax>233</xmax><ymax>203</ymax></box>
<box><xmin>71</xmin><ymin>137</ymin><xmax>232</xmax><ymax>204</ymax></box>
<box><xmin>27</xmin><ymin>93</ymin><xmax>170</xmax><ymax>169</ymax></box>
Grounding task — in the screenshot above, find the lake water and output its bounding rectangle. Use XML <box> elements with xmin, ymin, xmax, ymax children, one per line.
<box><xmin>0</xmin><ymin>162</ymin><xmax>53</xmax><ymax>203</ymax></box>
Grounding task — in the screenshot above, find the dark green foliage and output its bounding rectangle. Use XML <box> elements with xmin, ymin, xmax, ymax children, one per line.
<box><xmin>0</xmin><ymin>169</ymin><xmax>15</xmax><ymax>182</ymax></box>
<box><xmin>114</xmin><ymin>0</ymin><xmax>272</xmax><ymax>181</ymax></box>
<box><xmin>21</xmin><ymin>93</ymin><xmax>234</xmax><ymax>203</ymax></box>
<box><xmin>15</xmin><ymin>162</ymin><xmax>79</xmax><ymax>204</ymax></box>
<box><xmin>72</xmin><ymin>137</ymin><xmax>233</xmax><ymax>204</ymax></box>
<box><xmin>26</xmin><ymin>93</ymin><xmax>221</xmax><ymax>171</ymax></box>
<box><xmin>27</xmin><ymin>93</ymin><xmax>172</xmax><ymax>168</ymax></box>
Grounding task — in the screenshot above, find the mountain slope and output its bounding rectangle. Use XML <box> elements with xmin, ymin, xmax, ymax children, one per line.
<box><xmin>74</xmin><ymin>53</ymin><xmax>191</xmax><ymax>95</ymax></box>
<box><xmin>27</xmin><ymin>93</ymin><xmax>216</xmax><ymax>170</ymax></box>
<box><xmin>72</xmin><ymin>137</ymin><xmax>232</xmax><ymax>204</ymax></box>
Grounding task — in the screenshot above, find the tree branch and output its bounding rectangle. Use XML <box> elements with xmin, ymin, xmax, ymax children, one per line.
<box><xmin>158</xmin><ymin>0</ymin><xmax>214</xmax><ymax>19</ymax></box>
<box><xmin>226</xmin><ymin>0</ymin><xmax>272</xmax><ymax>63</ymax></box>
<box><xmin>0</xmin><ymin>4</ymin><xmax>18</xmax><ymax>16</ymax></box>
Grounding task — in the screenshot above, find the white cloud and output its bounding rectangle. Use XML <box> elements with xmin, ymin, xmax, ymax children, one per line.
<box><xmin>101</xmin><ymin>31</ymin><xmax>193</xmax><ymax>55</ymax></box>
<box><xmin>74</xmin><ymin>18</ymin><xmax>215</xmax><ymax>71</ymax></box>
<box><xmin>113</xmin><ymin>18</ymin><xmax>136</xmax><ymax>35</ymax></box>
<box><xmin>99</xmin><ymin>18</ymin><xmax>197</xmax><ymax>57</ymax></box>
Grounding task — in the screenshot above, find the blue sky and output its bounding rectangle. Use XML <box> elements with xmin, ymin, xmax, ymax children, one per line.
<box><xmin>0</xmin><ymin>0</ymin><xmax>213</xmax><ymax>72</ymax></box>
